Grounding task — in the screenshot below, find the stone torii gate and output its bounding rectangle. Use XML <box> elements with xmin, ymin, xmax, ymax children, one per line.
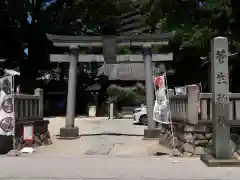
<box><xmin>46</xmin><ymin>33</ymin><xmax>174</xmax><ymax>139</ymax></box>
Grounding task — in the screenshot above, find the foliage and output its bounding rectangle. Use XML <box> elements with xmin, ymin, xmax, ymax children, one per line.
<box><xmin>107</xmin><ymin>83</ymin><xmax>145</xmax><ymax>108</ymax></box>
<box><xmin>133</xmin><ymin>82</ymin><xmax>145</xmax><ymax>93</ymax></box>
<box><xmin>132</xmin><ymin>83</ymin><xmax>146</xmax><ymax>103</ymax></box>
<box><xmin>107</xmin><ymin>84</ymin><xmax>125</xmax><ymax>103</ymax></box>
<box><xmin>140</xmin><ymin>0</ymin><xmax>240</xmax><ymax>53</ymax></box>
<box><xmin>137</xmin><ymin>0</ymin><xmax>240</xmax><ymax>87</ymax></box>
<box><xmin>2</xmin><ymin>0</ymin><xmax>240</xmax><ymax>90</ymax></box>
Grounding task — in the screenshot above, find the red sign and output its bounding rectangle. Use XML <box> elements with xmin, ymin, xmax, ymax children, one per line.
<box><xmin>154</xmin><ymin>76</ymin><xmax>165</xmax><ymax>88</ymax></box>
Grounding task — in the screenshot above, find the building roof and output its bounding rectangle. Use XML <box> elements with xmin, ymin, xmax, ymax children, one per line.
<box><xmin>85</xmin><ymin>83</ymin><xmax>101</xmax><ymax>91</ymax></box>
<box><xmin>4</xmin><ymin>69</ymin><xmax>20</xmax><ymax>76</ymax></box>
<box><xmin>97</xmin><ymin>63</ymin><xmax>165</xmax><ymax>81</ymax></box>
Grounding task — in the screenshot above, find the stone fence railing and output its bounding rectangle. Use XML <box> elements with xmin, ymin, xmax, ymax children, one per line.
<box><xmin>158</xmin><ymin>85</ymin><xmax>240</xmax><ymax>156</ymax></box>
<box><xmin>198</xmin><ymin>93</ymin><xmax>240</xmax><ymax>125</ymax></box>
<box><xmin>14</xmin><ymin>88</ymin><xmax>43</xmax><ymax>121</ymax></box>
<box><xmin>169</xmin><ymin>85</ymin><xmax>240</xmax><ymax>125</ymax></box>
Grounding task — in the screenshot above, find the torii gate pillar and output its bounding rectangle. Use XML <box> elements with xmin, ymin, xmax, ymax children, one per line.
<box><xmin>59</xmin><ymin>48</ymin><xmax>79</xmax><ymax>138</ymax></box>
<box><xmin>143</xmin><ymin>44</ymin><xmax>155</xmax><ymax>128</ymax></box>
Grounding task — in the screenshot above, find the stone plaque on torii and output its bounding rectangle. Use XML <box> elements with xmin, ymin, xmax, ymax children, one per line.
<box><xmin>47</xmin><ymin>33</ymin><xmax>174</xmax><ymax>139</ymax></box>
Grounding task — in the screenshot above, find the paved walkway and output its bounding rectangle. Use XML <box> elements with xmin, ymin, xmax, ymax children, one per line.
<box><xmin>1</xmin><ymin>117</ymin><xmax>240</xmax><ymax>179</ymax></box>
<box><xmin>1</xmin><ymin>156</ymin><xmax>240</xmax><ymax>179</ymax></box>
<box><xmin>37</xmin><ymin>117</ymin><xmax>170</xmax><ymax>157</ymax></box>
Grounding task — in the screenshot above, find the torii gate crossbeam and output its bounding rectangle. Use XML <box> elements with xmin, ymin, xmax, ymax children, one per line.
<box><xmin>47</xmin><ymin>33</ymin><xmax>174</xmax><ymax>139</ymax></box>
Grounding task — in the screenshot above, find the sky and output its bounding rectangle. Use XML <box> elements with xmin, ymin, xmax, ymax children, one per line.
<box><xmin>26</xmin><ymin>0</ymin><xmax>57</xmax><ymax>25</ymax></box>
<box><xmin>44</xmin><ymin>0</ymin><xmax>57</xmax><ymax>8</ymax></box>
<box><xmin>25</xmin><ymin>0</ymin><xmax>57</xmax><ymax>56</ymax></box>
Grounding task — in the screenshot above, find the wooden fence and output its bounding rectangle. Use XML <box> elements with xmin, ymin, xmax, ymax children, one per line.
<box><xmin>169</xmin><ymin>85</ymin><xmax>240</xmax><ymax>126</ymax></box>
<box><xmin>14</xmin><ymin>88</ymin><xmax>43</xmax><ymax>121</ymax></box>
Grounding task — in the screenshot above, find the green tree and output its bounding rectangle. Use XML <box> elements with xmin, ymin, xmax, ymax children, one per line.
<box><xmin>139</xmin><ymin>0</ymin><xmax>240</xmax><ymax>87</ymax></box>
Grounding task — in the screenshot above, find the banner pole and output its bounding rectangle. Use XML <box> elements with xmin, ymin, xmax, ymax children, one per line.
<box><xmin>7</xmin><ymin>75</ymin><xmax>21</xmax><ymax>156</ymax></box>
<box><xmin>12</xmin><ymin>75</ymin><xmax>16</xmax><ymax>150</ymax></box>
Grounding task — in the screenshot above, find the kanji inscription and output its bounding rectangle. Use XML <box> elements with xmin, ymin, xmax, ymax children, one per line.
<box><xmin>216</xmin><ymin>116</ymin><xmax>227</xmax><ymax>127</ymax></box>
<box><xmin>216</xmin><ymin>72</ymin><xmax>227</xmax><ymax>84</ymax></box>
<box><xmin>216</xmin><ymin>49</ymin><xmax>227</xmax><ymax>64</ymax></box>
<box><xmin>216</xmin><ymin>93</ymin><xmax>229</xmax><ymax>104</ymax></box>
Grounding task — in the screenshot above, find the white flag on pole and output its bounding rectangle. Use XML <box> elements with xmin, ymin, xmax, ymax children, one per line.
<box><xmin>0</xmin><ymin>76</ymin><xmax>14</xmax><ymax>136</ymax></box>
<box><xmin>153</xmin><ymin>74</ymin><xmax>170</xmax><ymax>124</ymax></box>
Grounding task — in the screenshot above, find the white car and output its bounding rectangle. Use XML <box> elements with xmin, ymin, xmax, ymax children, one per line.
<box><xmin>133</xmin><ymin>105</ymin><xmax>147</xmax><ymax>125</ymax></box>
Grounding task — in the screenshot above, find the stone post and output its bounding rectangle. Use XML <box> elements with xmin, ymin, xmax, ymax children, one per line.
<box><xmin>211</xmin><ymin>37</ymin><xmax>230</xmax><ymax>159</ymax></box>
<box><xmin>167</xmin><ymin>89</ymin><xmax>174</xmax><ymax>97</ymax></box>
<box><xmin>200</xmin><ymin>37</ymin><xmax>240</xmax><ymax>167</ymax></box>
<box><xmin>187</xmin><ymin>85</ymin><xmax>199</xmax><ymax>125</ymax></box>
<box><xmin>109</xmin><ymin>103</ymin><xmax>114</xmax><ymax>120</ymax></box>
<box><xmin>35</xmin><ymin>88</ymin><xmax>43</xmax><ymax>118</ymax></box>
<box><xmin>59</xmin><ymin>49</ymin><xmax>79</xmax><ymax>139</ymax></box>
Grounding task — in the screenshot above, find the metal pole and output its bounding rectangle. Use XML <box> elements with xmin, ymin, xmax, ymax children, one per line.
<box><xmin>143</xmin><ymin>44</ymin><xmax>155</xmax><ymax>129</ymax></box>
<box><xmin>66</xmin><ymin>50</ymin><xmax>78</xmax><ymax>128</ymax></box>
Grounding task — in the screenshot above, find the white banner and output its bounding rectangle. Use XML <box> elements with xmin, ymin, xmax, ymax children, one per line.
<box><xmin>153</xmin><ymin>75</ymin><xmax>170</xmax><ymax>124</ymax></box>
<box><xmin>0</xmin><ymin>76</ymin><xmax>14</xmax><ymax>136</ymax></box>
<box><xmin>153</xmin><ymin>100</ymin><xmax>170</xmax><ymax>124</ymax></box>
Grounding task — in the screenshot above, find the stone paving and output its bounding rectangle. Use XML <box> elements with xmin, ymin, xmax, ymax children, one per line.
<box><xmin>36</xmin><ymin>117</ymin><xmax>170</xmax><ymax>157</ymax></box>
<box><xmin>1</xmin><ymin>155</ymin><xmax>240</xmax><ymax>179</ymax></box>
<box><xmin>1</xmin><ymin>117</ymin><xmax>240</xmax><ymax>179</ymax></box>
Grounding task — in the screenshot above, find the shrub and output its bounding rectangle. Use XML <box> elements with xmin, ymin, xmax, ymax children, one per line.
<box><xmin>107</xmin><ymin>83</ymin><xmax>146</xmax><ymax>109</ymax></box>
<box><xmin>107</xmin><ymin>84</ymin><xmax>125</xmax><ymax>103</ymax></box>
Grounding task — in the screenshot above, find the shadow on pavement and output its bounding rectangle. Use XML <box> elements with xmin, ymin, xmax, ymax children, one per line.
<box><xmin>154</xmin><ymin>152</ymin><xmax>169</xmax><ymax>156</ymax></box>
<box><xmin>79</xmin><ymin>133</ymin><xmax>143</xmax><ymax>137</ymax></box>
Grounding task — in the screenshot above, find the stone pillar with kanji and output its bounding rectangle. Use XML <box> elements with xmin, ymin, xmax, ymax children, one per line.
<box><xmin>211</xmin><ymin>37</ymin><xmax>230</xmax><ymax>159</ymax></box>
